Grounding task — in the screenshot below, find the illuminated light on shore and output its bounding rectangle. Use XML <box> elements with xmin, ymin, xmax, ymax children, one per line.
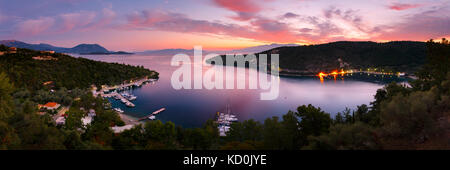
<box><xmin>318</xmin><ymin>72</ymin><xmax>328</xmax><ymax>77</ymax></box>
<box><xmin>318</xmin><ymin>72</ymin><xmax>326</xmax><ymax>84</ymax></box>
<box><xmin>331</xmin><ymin>70</ymin><xmax>338</xmax><ymax>75</ymax></box>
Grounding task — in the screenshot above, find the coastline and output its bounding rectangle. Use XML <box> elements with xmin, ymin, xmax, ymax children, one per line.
<box><xmin>118</xmin><ymin>112</ymin><xmax>142</xmax><ymax>126</ymax></box>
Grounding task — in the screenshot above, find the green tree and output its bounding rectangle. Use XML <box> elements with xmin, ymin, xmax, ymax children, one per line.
<box><xmin>412</xmin><ymin>39</ymin><xmax>450</xmax><ymax>91</ymax></box>
<box><xmin>305</xmin><ymin>122</ymin><xmax>378</xmax><ymax>150</ymax></box>
<box><xmin>262</xmin><ymin>116</ymin><xmax>284</xmax><ymax>150</ymax></box>
<box><xmin>379</xmin><ymin>88</ymin><xmax>440</xmax><ymax>146</ymax></box>
<box><xmin>296</xmin><ymin>104</ymin><xmax>332</xmax><ymax>145</ymax></box>
<box><xmin>334</xmin><ymin>113</ymin><xmax>344</xmax><ymax>124</ymax></box>
<box><xmin>65</xmin><ymin>108</ymin><xmax>84</xmax><ymax>130</ymax></box>
<box><xmin>0</xmin><ymin>73</ymin><xmax>14</xmax><ymax>120</ymax></box>
<box><xmin>0</xmin><ymin>72</ymin><xmax>20</xmax><ymax>149</ymax></box>
<box><xmin>226</xmin><ymin>119</ymin><xmax>262</xmax><ymax>142</ymax></box>
<box><xmin>280</xmin><ymin>111</ymin><xmax>301</xmax><ymax>150</ymax></box>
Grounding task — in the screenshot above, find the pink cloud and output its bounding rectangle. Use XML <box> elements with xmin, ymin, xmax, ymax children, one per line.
<box><xmin>229</xmin><ymin>12</ymin><xmax>255</xmax><ymax>21</ymax></box>
<box><xmin>60</xmin><ymin>12</ymin><xmax>96</xmax><ymax>31</ymax></box>
<box><xmin>16</xmin><ymin>17</ymin><xmax>55</xmax><ymax>36</ymax></box>
<box><xmin>283</xmin><ymin>12</ymin><xmax>300</xmax><ymax>19</ymax></box>
<box><xmin>14</xmin><ymin>8</ymin><xmax>116</xmax><ymax>37</ymax></box>
<box><xmin>123</xmin><ymin>10</ymin><xmax>299</xmax><ymax>43</ymax></box>
<box><xmin>375</xmin><ymin>9</ymin><xmax>450</xmax><ymax>40</ymax></box>
<box><xmin>212</xmin><ymin>0</ymin><xmax>275</xmax><ymax>21</ymax></box>
<box><xmin>388</xmin><ymin>3</ymin><xmax>422</xmax><ymax>11</ymax></box>
<box><xmin>212</xmin><ymin>0</ymin><xmax>261</xmax><ymax>13</ymax></box>
<box><xmin>82</xmin><ymin>8</ymin><xmax>116</xmax><ymax>30</ymax></box>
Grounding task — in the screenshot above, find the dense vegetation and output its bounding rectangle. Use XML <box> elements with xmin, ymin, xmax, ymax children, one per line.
<box><xmin>0</xmin><ymin>39</ymin><xmax>448</xmax><ymax>150</ymax></box>
<box><xmin>209</xmin><ymin>41</ymin><xmax>426</xmax><ymax>75</ymax></box>
<box><xmin>0</xmin><ymin>45</ymin><xmax>158</xmax><ymax>91</ymax></box>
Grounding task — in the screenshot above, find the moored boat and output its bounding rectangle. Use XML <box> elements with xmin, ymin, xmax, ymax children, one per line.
<box><xmin>113</xmin><ymin>108</ymin><xmax>124</xmax><ymax>113</ymax></box>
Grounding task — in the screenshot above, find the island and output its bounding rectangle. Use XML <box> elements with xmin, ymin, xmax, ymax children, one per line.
<box><xmin>207</xmin><ymin>41</ymin><xmax>427</xmax><ymax>77</ymax></box>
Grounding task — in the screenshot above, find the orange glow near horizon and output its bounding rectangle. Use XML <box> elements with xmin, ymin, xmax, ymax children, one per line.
<box><xmin>317</xmin><ymin>70</ymin><xmax>351</xmax><ymax>84</ymax></box>
<box><xmin>331</xmin><ymin>71</ymin><xmax>338</xmax><ymax>75</ymax></box>
<box><xmin>318</xmin><ymin>72</ymin><xmax>328</xmax><ymax>77</ymax></box>
<box><xmin>318</xmin><ymin>72</ymin><xmax>326</xmax><ymax>84</ymax></box>
<box><xmin>340</xmin><ymin>69</ymin><xmax>345</xmax><ymax>76</ymax></box>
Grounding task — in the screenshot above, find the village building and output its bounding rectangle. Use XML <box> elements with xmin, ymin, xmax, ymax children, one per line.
<box><xmin>43</xmin><ymin>81</ymin><xmax>54</xmax><ymax>86</ymax></box>
<box><xmin>42</xmin><ymin>50</ymin><xmax>55</xmax><ymax>54</ymax></box>
<box><xmin>55</xmin><ymin>116</ymin><xmax>66</xmax><ymax>125</ymax></box>
<box><xmin>8</xmin><ymin>47</ymin><xmax>17</xmax><ymax>53</ymax></box>
<box><xmin>32</xmin><ymin>56</ymin><xmax>58</xmax><ymax>61</ymax></box>
<box><xmin>39</xmin><ymin>102</ymin><xmax>61</xmax><ymax>110</ymax></box>
<box><xmin>0</xmin><ymin>47</ymin><xmax>18</xmax><ymax>55</ymax></box>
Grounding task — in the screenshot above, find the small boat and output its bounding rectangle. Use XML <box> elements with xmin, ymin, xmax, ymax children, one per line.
<box><xmin>215</xmin><ymin>104</ymin><xmax>238</xmax><ymax>136</ymax></box>
<box><xmin>121</xmin><ymin>92</ymin><xmax>137</xmax><ymax>101</ymax></box>
<box><xmin>128</xmin><ymin>96</ymin><xmax>137</xmax><ymax>101</ymax></box>
<box><xmin>120</xmin><ymin>98</ymin><xmax>127</xmax><ymax>103</ymax></box>
<box><xmin>152</xmin><ymin>108</ymin><xmax>166</xmax><ymax>115</ymax></box>
<box><xmin>114</xmin><ymin>95</ymin><xmax>120</xmax><ymax>100</ymax></box>
<box><xmin>125</xmin><ymin>102</ymin><xmax>135</xmax><ymax>107</ymax></box>
<box><xmin>148</xmin><ymin>115</ymin><xmax>156</xmax><ymax>120</ymax></box>
<box><xmin>113</xmin><ymin>108</ymin><xmax>124</xmax><ymax>113</ymax></box>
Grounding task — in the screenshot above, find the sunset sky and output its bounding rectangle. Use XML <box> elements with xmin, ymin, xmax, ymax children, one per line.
<box><xmin>0</xmin><ymin>0</ymin><xmax>449</xmax><ymax>51</ymax></box>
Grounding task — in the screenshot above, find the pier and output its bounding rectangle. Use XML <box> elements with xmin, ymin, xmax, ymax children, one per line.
<box><xmin>101</xmin><ymin>78</ymin><xmax>156</xmax><ymax>93</ymax></box>
<box><xmin>138</xmin><ymin>108</ymin><xmax>166</xmax><ymax>121</ymax></box>
<box><xmin>101</xmin><ymin>92</ymin><xmax>135</xmax><ymax>107</ymax></box>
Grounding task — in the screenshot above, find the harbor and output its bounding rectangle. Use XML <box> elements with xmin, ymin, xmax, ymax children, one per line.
<box><xmin>100</xmin><ymin>77</ymin><xmax>157</xmax><ymax>94</ymax></box>
<box><xmin>97</xmin><ymin>78</ymin><xmax>167</xmax><ymax>123</ymax></box>
<box><xmin>95</xmin><ymin>77</ymin><xmax>157</xmax><ymax>109</ymax></box>
<box><xmin>91</xmin><ymin>77</ymin><xmax>165</xmax><ymax>131</ymax></box>
<box><xmin>215</xmin><ymin>104</ymin><xmax>238</xmax><ymax>136</ymax></box>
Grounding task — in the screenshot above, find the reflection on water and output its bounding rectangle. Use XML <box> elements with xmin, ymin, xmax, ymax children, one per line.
<box><xmin>75</xmin><ymin>54</ymin><xmax>404</xmax><ymax>128</ymax></box>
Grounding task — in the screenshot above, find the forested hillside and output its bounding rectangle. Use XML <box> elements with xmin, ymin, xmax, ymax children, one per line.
<box><xmin>0</xmin><ymin>40</ymin><xmax>111</xmax><ymax>54</ymax></box>
<box><xmin>209</xmin><ymin>41</ymin><xmax>427</xmax><ymax>75</ymax></box>
<box><xmin>0</xmin><ymin>45</ymin><xmax>158</xmax><ymax>90</ymax></box>
<box><xmin>0</xmin><ymin>39</ymin><xmax>448</xmax><ymax>150</ymax></box>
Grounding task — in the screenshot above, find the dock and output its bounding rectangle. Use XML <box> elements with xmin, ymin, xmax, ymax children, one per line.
<box><xmin>102</xmin><ymin>92</ymin><xmax>135</xmax><ymax>107</ymax></box>
<box><xmin>96</xmin><ymin>78</ymin><xmax>158</xmax><ymax>107</ymax></box>
<box><xmin>101</xmin><ymin>78</ymin><xmax>156</xmax><ymax>93</ymax></box>
<box><xmin>138</xmin><ymin>108</ymin><xmax>166</xmax><ymax>121</ymax></box>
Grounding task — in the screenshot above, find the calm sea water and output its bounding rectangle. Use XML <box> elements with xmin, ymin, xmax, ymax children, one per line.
<box><xmin>76</xmin><ymin>54</ymin><xmax>403</xmax><ymax>128</ymax></box>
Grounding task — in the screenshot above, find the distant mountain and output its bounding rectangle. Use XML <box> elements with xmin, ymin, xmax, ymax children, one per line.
<box><xmin>0</xmin><ymin>40</ymin><xmax>126</xmax><ymax>54</ymax></box>
<box><xmin>137</xmin><ymin>49</ymin><xmax>196</xmax><ymax>56</ymax></box>
<box><xmin>224</xmin><ymin>43</ymin><xmax>299</xmax><ymax>54</ymax></box>
<box><xmin>136</xmin><ymin>43</ymin><xmax>299</xmax><ymax>56</ymax></box>
<box><xmin>209</xmin><ymin>41</ymin><xmax>427</xmax><ymax>75</ymax></box>
<box><xmin>79</xmin><ymin>51</ymin><xmax>134</xmax><ymax>55</ymax></box>
<box><xmin>70</xmin><ymin>44</ymin><xmax>109</xmax><ymax>53</ymax></box>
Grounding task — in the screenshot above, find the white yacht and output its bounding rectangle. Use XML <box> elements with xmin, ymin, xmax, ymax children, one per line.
<box><xmin>125</xmin><ymin>102</ymin><xmax>135</xmax><ymax>107</ymax></box>
<box><xmin>113</xmin><ymin>108</ymin><xmax>124</xmax><ymax>113</ymax></box>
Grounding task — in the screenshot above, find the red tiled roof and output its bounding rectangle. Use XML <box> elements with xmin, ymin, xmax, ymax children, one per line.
<box><xmin>44</xmin><ymin>102</ymin><xmax>59</xmax><ymax>107</ymax></box>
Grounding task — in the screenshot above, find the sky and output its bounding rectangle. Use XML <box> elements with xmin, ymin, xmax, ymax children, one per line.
<box><xmin>0</xmin><ymin>0</ymin><xmax>449</xmax><ymax>51</ymax></box>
